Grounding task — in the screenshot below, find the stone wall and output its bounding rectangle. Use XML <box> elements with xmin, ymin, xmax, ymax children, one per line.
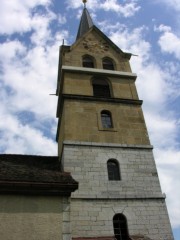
<box><xmin>71</xmin><ymin>199</ymin><xmax>173</xmax><ymax>240</ymax></box>
<box><xmin>63</xmin><ymin>142</ymin><xmax>161</xmax><ymax>198</ymax></box>
<box><xmin>62</xmin><ymin>142</ymin><xmax>174</xmax><ymax>240</ymax></box>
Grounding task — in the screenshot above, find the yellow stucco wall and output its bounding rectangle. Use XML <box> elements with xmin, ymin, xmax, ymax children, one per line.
<box><xmin>63</xmin><ymin>72</ymin><xmax>138</xmax><ymax>100</ymax></box>
<box><xmin>57</xmin><ymin>28</ymin><xmax>150</xmax><ymax>154</ymax></box>
<box><xmin>64</xmin><ymin>29</ymin><xmax>132</xmax><ymax>72</ymax></box>
<box><xmin>0</xmin><ymin>195</ymin><xmax>63</xmax><ymax>240</ymax></box>
<box><xmin>58</xmin><ymin>100</ymin><xmax>150</xmax><ymax>146</ymax></box>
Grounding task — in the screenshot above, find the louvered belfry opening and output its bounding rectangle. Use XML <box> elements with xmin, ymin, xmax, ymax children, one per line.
<box><xmin>92</xmin><ymin>79</ymin><xmax>111</xmax><ymax>98</ymax></box>
<box><xmin>103</xmin><ymin>58</ymin><xmax>115</xmax><ymax>70</ymax></box>
<box><xmin>83</xmin><ymin>55</ymin><xmax>94</xmax><ymax>68</ymax></box>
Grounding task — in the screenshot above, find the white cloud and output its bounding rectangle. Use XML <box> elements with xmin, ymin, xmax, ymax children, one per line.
<box><xmin>0</xmin><ymin>1</ymin><xmax>69</xmax><ymax>156</ymax></box>
<box><xmin>159</xmin><ymin>32</ymin><xmax>180</xmax><ymax>59</ymax></box>
<box><xmin>155</xmin><ymin>148</ymin><xmax>180</xmax><ymax>228</ymax></box>
<box><xmin>0</xmin><ymin>0</ymin><xmax>51</xmax><ymax>35</ymax></box>
<box><xmin>67</xmin><ymin>0</ymin><xmax>140</xmax><ymax>17</ymax></box>
<box><xmin>154</xmin><ymin>24</ymin><xmax>180</xmax><ymax>61</ymax></box>
<box><xmin>0</xmin><ymin>40</ymin><xmax>26</xmax><ymax>61</ymax></box>
<box><xmin>145</xmin><ymin>112</ymin><xmax>177</xmax><ymax>148</ymax></box>
<box><xmin>108</xmin><ymin>26</ymin><xmax>150</xmax><ymax>57</ymax></box>
<box><xmin>58</xmin><ymin>15</ymin><xmax>67</xmax><ymax>25</ymax></box>
<box><xmin>0</xmin><ymin>108</ymin><xmax>56</xmax><ymax>155</ymax></box>
<box><xmin>1</xmin><ymin>41</ymin><xmax>59</xmax><ymax>117</ymax></box>
<box><xmin>154</xmin><ymin>24</ymin><xmax>172</xmax><ymax>32</ymax></box>
<box><xmin>99</xmin><ymin>0</ymin><xmax>140</xmax><ymax>17</ymax></box>
<box><xmin>30</xmin><ymin>11</ymin><xmax>56</xmax><ymax>45</ymax></box>
<box><xmin>155</xmin><ymin>0</ymin><xmax>180</xmax><ymax>11</ymax></box>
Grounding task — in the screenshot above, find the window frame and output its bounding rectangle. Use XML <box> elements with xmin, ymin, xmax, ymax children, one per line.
<box><xmin>101</xmin><ymin>110</ymin><xmax>113</xmax><ymax>129</ymax></box>
<box><xmin>82</xmin><ymin>55</ymin><xmax>95</xmax><ymax>68</ymax></box>
<box><xmin>113</xmin><ymin>214</ymin><xmax>130</xmax><ymax>240</ymax></box>
<box><xmin>102</xmin><ymin>57</ymin><xmax>115</xmax><ymax>70</ymax></box>
<box><xmin>92</xmin><ymin>78</ymin><xmax>111</xmax><ymax>98</ymax></box>
<box><xmin>107</xmin><ymin>159</ymin><xmax>121</xmax><ymax>181</ymax></box>
<box><xmin>97</xmin><ymin>109</ymin><xmax>117</xmax><ymax>132</ymax></box>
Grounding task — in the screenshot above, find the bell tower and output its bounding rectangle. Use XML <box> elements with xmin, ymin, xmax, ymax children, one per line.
<box><xmin>56</xmin><ymin>1</ymin><xmax>174</xmax><ymax>240</ymax></box>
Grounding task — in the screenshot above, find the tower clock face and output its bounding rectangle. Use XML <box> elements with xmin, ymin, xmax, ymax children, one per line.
<box><xmin>82</xmin><ymin>38</ymin><xmax>109</xmax><ymax>53</ymax></box>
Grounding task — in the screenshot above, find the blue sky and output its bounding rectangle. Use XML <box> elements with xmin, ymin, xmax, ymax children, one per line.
<box><xmin>0</xmin><ymin>0</ymin><xmax>179</xmax><ymax>239</ymax></box>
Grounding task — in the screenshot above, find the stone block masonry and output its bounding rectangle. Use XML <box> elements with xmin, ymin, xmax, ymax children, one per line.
<box><xmin>62</xmin><ymin>141</ymin><xmax>162</xmax><ymax>199</ymax></box>
<box><xmin>62</xmin><ymin>141</ymin><xmax>174</xmax><ymax>240</ymax></box>
<box><xmin>70</xmin><ymin>199</ymin><xmax>173</xmax><ymax>240</ymax></box>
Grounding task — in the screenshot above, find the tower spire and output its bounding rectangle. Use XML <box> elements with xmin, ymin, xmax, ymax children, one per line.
<box><xmin>76</xmin><ymin>0</ymin><xmax>93</xmax><ymax>40</ymax></box>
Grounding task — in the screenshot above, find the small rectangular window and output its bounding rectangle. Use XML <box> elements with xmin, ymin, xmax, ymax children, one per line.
<box><xmin>101</xmin><ymin>111</ymin><xmax>113</xmax><ymax>128</ymax></box>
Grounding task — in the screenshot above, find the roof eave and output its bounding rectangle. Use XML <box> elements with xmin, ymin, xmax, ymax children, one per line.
<box><xmin>0</xmin><ymin>180</ymin><xmax>78</xmax><ymax>196</ymax></box>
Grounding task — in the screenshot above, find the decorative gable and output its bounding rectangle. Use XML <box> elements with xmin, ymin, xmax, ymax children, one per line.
<box><xmin>64</xmin><ymin>27</ymin><xmax>132</xmax><ymax>72</ymax></box>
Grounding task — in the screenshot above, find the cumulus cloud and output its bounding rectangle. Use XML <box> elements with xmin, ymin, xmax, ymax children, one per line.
<box><xmin>66</xmin><ymin>0</ymin><xmax>140</xmax><ymax>17</ymax></box>
<box><xmin>0</xmin><ymin>0</ymin><xmax>52</xmax><ymax>35</ymax></box>
<box><xmin>145</xmin><ymin>112</ymin><xmax>178</xmax><ymax>148</ymax></box>
<box><xmin>0</xmin><ymin>107</ymin><xmax>56</xmax><ymax>155</ymax></box>
<box><xmin>99</xmin><ymin>0</ymin><xmax>140</xmax><ymax>17</ymax></box>
<box><xmin>155</xmin><ymin>0</ymin><xmax>180</xmax><ymax>11</ymax></box>
<box><xmin>155</xmin><ymin>148</ymin><xmax>180</xmax><ymax>228</ymax></box>
<box><xmin>0</xmin><ymin>40</ymin><xmax>26</xmax><ymax>61</ymax></box>
<box><xmin>155</xmin><ymin>24</ymin><xmax>180</xmax><ymax>59</ymax></box>
<box><xmin>0</xmin><ymin>29</ymin><xmax>67</xmax><ymax>154</ymax></box>
<box><xmin>0</xmin><ymin>0</ymin><xmax>69</xmax><ymax>155</ymax></box>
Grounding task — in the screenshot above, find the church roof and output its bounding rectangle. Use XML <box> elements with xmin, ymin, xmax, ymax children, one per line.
<box><xmin>75</xmin><ymin>5</ymin><xmax>132</xmax><ymax>58</ymax></box>
<box><xmin>76</xmin><ymin>7</ymin><xmax>93</xmax><ymax>40</ymax></box>
<box><xmin>0</xmin><ymin>154</ymin><xmax>78</xmax><ymax>195</ymax></box>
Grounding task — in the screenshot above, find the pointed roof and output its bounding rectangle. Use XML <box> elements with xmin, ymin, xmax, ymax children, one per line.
<box><xmin>76</xmin><ymin>7</ymin><xmax>94</xmax><ymax>40</ymax></box>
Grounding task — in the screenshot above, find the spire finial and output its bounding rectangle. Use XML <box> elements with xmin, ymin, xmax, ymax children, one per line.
<box><xmin>82</xmin><ymin>0</ymin><xmax>87</xmax><ymax>8</ymax></box>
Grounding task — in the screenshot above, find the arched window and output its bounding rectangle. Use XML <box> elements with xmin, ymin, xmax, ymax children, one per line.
<box><xmin>113</xmin><ymin>214</ymin><xmax>129</xmax><ymax>240</ymax></box>
<box><xmin>92</xmin><ymin>79</ymin><xmax>111</xmax><ymax>98</ymax></box>
<box><xmin>102</xmin><ymin>58</ymin><xmax>115</xmax><ymax>70</ymax></box>
<box><xmin>107</xmin><ymin>159</ymin><xmax>120</xmax><ymax>180</ymax></box>
<box><xmin>101</xmin><ymin>110</ymin><xmax>113</xmax><ymax>129</ymax></box>
<box><xmin>82</xmin><ymin>55</ymin><xmax>94</xmax><ymax>68</ymax></box>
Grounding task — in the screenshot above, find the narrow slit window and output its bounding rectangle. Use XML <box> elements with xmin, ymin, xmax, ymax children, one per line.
<box><xmin>107</xmin><ymin>159</ymin><xmax>120</xmax><ymax>180</ymax></box>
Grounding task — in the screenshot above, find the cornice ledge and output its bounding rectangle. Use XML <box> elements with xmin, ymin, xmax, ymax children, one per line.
<box><xmin>71</xmin><ymin>193</ymin><xmax>165</xmax><ymax>200</ymax></box>
<box><xmin>63</xmin><ymin>141</ymin><xmax>153</xmax><ymax>149</ymax></box>
<box><xmin>62</xmin><ymin>65</ymin><xmax>137</xmax><ymax>79</ymax></box>
<box><xmin>63</xmin><ymin>94</ymin><xmax>143</xmax><ymax>105</ymax></box>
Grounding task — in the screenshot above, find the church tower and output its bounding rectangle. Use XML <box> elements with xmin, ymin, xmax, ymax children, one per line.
<box><xmin>56</xmin><ymin>2</ymin><xmax>174</xmax><ymax>239</ymax></box>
